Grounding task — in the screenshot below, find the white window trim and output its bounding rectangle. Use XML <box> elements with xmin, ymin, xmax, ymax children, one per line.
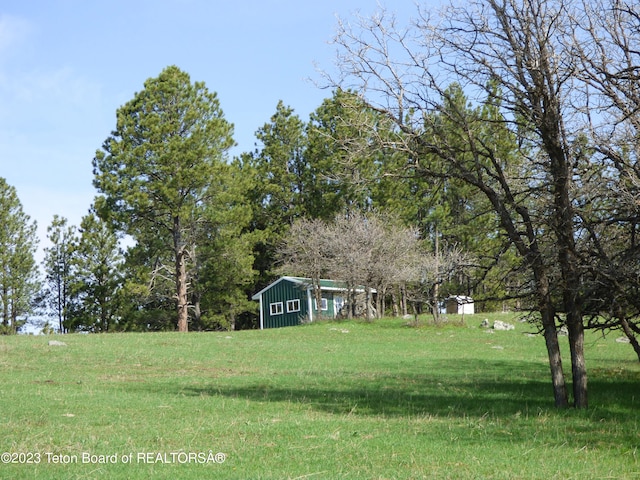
<box><xmin>286</xmin><ymin>299</ymin><xmax>300</xmax><ymax>313</ymax></box>
<box><xmin>270</xmin><ymin>302</ymin><xmax>284</xmax><ymax>315</ymax></box>
<box><xmin>314</xmin><ymin>298</ymin><xmax>329</xmax><ymax>311</ymax></box>
<box><xmin>334</xmin><ymin>296</ymin><xmax>344</xmax><ymax>313</ymax></box>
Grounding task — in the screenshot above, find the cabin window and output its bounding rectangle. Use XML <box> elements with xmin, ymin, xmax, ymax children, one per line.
<box><xmin>334</xmin><ymin>296</ymin><xmax>344</xmax><ymax>315</ymax></box>
<box><xmin>286</xmin><ymin>299</ymin><xmax>300</xmax><ymax>313</ymax></box>
<box><xmin>314</xmin><ymin>298</ymin><xmax>328</xmax><ymax>311</ymax></box>
<box><xmin>270</xmin><ymin>302</ymin><xmax>284</xmax><ymax>315</ymax></box>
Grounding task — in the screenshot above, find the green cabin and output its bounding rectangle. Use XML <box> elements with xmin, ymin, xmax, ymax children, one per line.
<box><xmin>251</xmin><ymin>276</ymin><xmax>350</xmax><ymax>329</ymax></box>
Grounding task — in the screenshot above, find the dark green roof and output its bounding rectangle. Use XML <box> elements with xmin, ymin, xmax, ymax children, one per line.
<box><xmin>252</xmin><ymin>276</ymin><xmax>373</xmax><ymax>300</ymax></box>
<box><xmin>288</xmin><ymin>276</ymin><xmax>351</xmax><ymax>290</ymax></box>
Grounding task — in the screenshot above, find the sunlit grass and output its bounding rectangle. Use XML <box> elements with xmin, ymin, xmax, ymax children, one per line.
<box><xmin>0</xmin><ymin>313</ymin><xmax>638</xmax><ymax>479</ymax></box>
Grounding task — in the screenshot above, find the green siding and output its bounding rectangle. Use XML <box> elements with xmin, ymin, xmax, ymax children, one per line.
<box><xmin>254</xmin><ymin>277</ymin><xmax>356</xmax><ymax>329</ymax></box>
<box><xmin>314</xmin><ymin>292</ymin><xmax>335</xmax><ymax>319</ymax></box>
<box><xmin>262</xmin><ymin>279</ymin><xmax>309</xmax><ymax>328</ymax></box>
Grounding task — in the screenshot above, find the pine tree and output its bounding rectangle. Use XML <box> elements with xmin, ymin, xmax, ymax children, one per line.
<box><xmin>42</xmin><ymin>215</ymin><xmax>77</xmax><ymax>333</ymax></box>
<box><xmin>0</xmin><ymin>178</ymin><xmax>39</xmax><ymax>333</ymax></box>
<box><xmin>93</xmin><ymin>66</ymin><xmax>235</xmax><ymax>332</ymax></box>
<box><xmin>67</xmin><ymin>213</ymin><xmax>123</xmax><ymax>332</ymax></box>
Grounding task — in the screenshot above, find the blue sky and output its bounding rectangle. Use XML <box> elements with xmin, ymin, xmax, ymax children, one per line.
<box><xmin>0</xmin><ymin>0</ymin><xmax>419</xmax><ymax>260</ymax></box>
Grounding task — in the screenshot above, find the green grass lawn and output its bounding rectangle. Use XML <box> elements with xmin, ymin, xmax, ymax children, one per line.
<box><xmin>1</xmin><ymin>313</ymin><xmax>638</xmax><ymax>479</ymax></box>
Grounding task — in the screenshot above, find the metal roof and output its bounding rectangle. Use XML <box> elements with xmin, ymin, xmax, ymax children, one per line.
<box><xmin>251</xmin><ymin>276</ymin><xmax>373</xmax><ymax>300</ymax></box>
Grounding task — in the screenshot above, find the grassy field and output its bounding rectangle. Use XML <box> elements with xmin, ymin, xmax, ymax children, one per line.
<box><xmin>0</xmin><ymin>313</ymin><xmax>638</xmax><ymax>479</ymax></box>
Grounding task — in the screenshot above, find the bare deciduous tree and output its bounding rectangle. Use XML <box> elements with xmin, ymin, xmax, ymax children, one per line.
<box><xmin>571</xmin><ymin>0</ymin><xmax>640</xmax><ymax>357</ymax></box>
<box><xmin>279</xmin><ymin>212</ymin><xmax>432</xmax><ymax>321</ymax></box>
<box><xmin>277</xmin><ymin>218</ymin><xmax>330</xmax><ymax>320</ymax></box>
<box><xmin>328</xmin><ymin>0</ymin><xmax>594</xmax><ymax>407</ymax></box>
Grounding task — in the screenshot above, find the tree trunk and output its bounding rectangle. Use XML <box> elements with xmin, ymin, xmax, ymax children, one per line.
<box><xmin>176</xmin><ymin>248</ymin><xmax>189</xmax><ymax>332</ymax></box>
<box><xmin>401</xmin><ymin>284</ymin><xmax>408</xmax><ymax>316</ymax></box>
<box><xmin>560</xmin><ymin>253</ymin><xmax>587</xmax><ymax>408</ymax></box>
<box><xmin>314</xmin><ymin>277</ymin><xmax>323</xmax><ymax>321</ymax></box>
<box><xmin>376</xmin><ymin>285</ymin><xmax>384</xmax><ymax>319</ymax></box>
<box><xmin>174</xmin><ymin>216</ymin><xmax>189</xmax><ymax>332</ymax></box>
<box><xmin>347</xmin><ymin>286</ymin><xmax>355</xmax><ymax>320</ymax></box>
<box><xmin>547</xmin><ymin>124</ymin><xmax>587</xmax><ymax>408</ymax></box>
<box><xmin>541</xmin><ymin>305</ymin><xmax>569</xmax><ymax>408</ymax></box>
<box><xmin>620</xmin><ymin>317</ymin><xmax>640</xmax><ymax>362</ymax></box>
<box><xmin>567</xmin><ymin>315</ymin><xmax>587</xmax><ymax>408</ymax></box>
<box><xmin>62</xmin><ymin>279</ymin><xmax>68</xmax><ymax>333</ymax></box>
<box><xmin>2</xmin><ymin>285</ymin><xmax>8</xmax><ymax>328</ymax></box>
<box><xmin>432</xmin><ymin>282</ymin><xmax>440</xmax><ymax>324</ymax></box>
<box><xmin>10</xmin><ymin>298</ymin><xmax>17</xmax><ymax>334</ymax></box>
<box><xmin>432</xmin><ymin>229</ymin><xmax>441</xmax><ymax>324</ymax></box>
<box><xmin>192</xmin><ymin>294</ymin><xmax>202</xmax><ymax>329</ymax></box>
<box><xmin>101</xmin><ymin>297</ymin><xmax>108</xmax><ymax>332</ymax></box>
<box><xmin>55</xmin><ymin>280</ymin><xmax>64</xmax><ymax>333</ymax></box>
<box><xmin>365</xmin><ymin>286</ymin><xmax>372</xmax><ymax>322</ymax></box>
<box><xmin>191</xmin><ymin>247</ymin><xmax>202</xmax><ymax>330</ymax></box>
<box><xmin>391</xmin><ymin>288</ymin><xmax>399</xmax><ymax>317</ymax></box>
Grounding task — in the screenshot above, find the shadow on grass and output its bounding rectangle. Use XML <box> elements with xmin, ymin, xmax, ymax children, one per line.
<box><xmin>185</xmin><ymin>377</ymin><xmax>551</xmax><ymax>418</ymax></box>
<box><xmin>164</xmin><ymin>358</ymin><xmax>638</xmax><ymax>422</ymax></box>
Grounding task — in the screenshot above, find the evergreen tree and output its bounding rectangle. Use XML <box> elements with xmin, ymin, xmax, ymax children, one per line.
<box><xmin>249</xmin><ymin>100</ymin><xmax>311</xmax><ymax>228</ymax></box>
<box><xmin>67</xmin><ymin>213</ymin><xmax>124</xmax><ymax>332</ymax></box>
<box><xmin>0</xmin><ymin>178</ymin><xmax>39</xmax><ymax>334</ymax></box>
<box><xmin>188</xmin><ymin>159</ymin><xmax>257</xmax><ymax>331</ymax></box>
<box><xmin>244</xmin><ymin>101</ymin><xmax>311</xmax><ymax>287</ymax></box>
<box><xmin>306</xmin><ymin>89</ymin><xmax>385</xmax><ymax>217</ymax></box>
<box><xmin>93</xmin><ymin>66</ymin><xmax>235</xmax><ymax>332</ymax></box>
<box><xmin>42</xmin><ymin>215</ymin><xmax>77</xmax><ymax>333</ymax></box>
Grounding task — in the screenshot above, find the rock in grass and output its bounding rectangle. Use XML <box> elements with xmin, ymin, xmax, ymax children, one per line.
<box><xmin>48</xmin><ymin>340</ymin><xmax>67</xmax><ymax>347</ymax></box>
<box><xmin>493</xmin><ymin>320</ymin><xmax>515</xmax><ymax>331</ymax></box>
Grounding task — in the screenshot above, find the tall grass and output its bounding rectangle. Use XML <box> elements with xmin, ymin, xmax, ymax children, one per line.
<box><xmin>0</xmin><ymin>313</ymin><xmax>638</xmax><ymax>479</ymax></box>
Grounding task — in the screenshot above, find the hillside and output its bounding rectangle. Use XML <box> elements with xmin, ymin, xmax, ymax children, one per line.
<box><xmin>1</xmin><ymin>314</ymin><xmax>638</xmax><ymax>479</ymax></box>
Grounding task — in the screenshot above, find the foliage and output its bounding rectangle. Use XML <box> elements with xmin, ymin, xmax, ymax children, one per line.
<box><xmin>241</xmin><ymin>101</ymin><xmax>311</xmax><ymax>290</ymax></box>
<box><xmin>407</xmin><ymin>83</ymin><xmax>522</xmax><ymax>311</ymax></box>
<box><xmin>188</xmin><ymin>159</ymin><xmax>257</xmax><ymax>331</ymax></box>
<box><xmin>275</xmin><ymin>217</ymin><xmax>328</xmax><ymax>319</ymax></box>
<box><xmin>41</xmin><ymin>215</ymin><xmax>77</xmax><ymax>333</ymax></box>
<box><xmin>305</xmin><ymin>89</ymin><xmax>387</xmax><ymax>216</ymax></box>
<box><xmin>330</xmin><ymin>0</ymin><xmax>615</xmax><ymax>408</ymax></box>
<box><xmin>249</xmin><ymin>100</ymin><xmax>312</xmax><ymax>228</ymax></box>
<box><xmin>0</xmin><ymin>177</ymin><xmax>39</xmax><ymax>334</ymax></box>
<box><xmin>568</xmin><ymin>1</ymin><xmax>640</xmax><ymax>357</ymax></box>
<box><xmin>93</xmin><ymin>65</ymin><xmax>236</xmax><ymax>331</ymax></box>
<box><xmin>66</xmin><ymin>213</ymin><xmax>124</xmax><ymax>332</ymax></box>
<box><xmin>245</xmin><ymin>91</ymin><xmax>400</xmax><ymax>292</ymax></box>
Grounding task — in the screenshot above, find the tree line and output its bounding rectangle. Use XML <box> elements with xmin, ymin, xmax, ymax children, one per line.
<box><xmin>1</xmin><ymin>0</ymin><xmax>639</xmax><ymax>409</ymax></box>
<box><xmin>0</xmin><ymin>69</ymin><xmax>508</xmax><ymax>334</ymax></box>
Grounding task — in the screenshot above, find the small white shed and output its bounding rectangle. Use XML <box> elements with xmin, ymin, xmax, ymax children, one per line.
<box><xmin>446</xmin><ymin>295</ymin><xmax>475</xmax><ymax>315</ymax></box>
